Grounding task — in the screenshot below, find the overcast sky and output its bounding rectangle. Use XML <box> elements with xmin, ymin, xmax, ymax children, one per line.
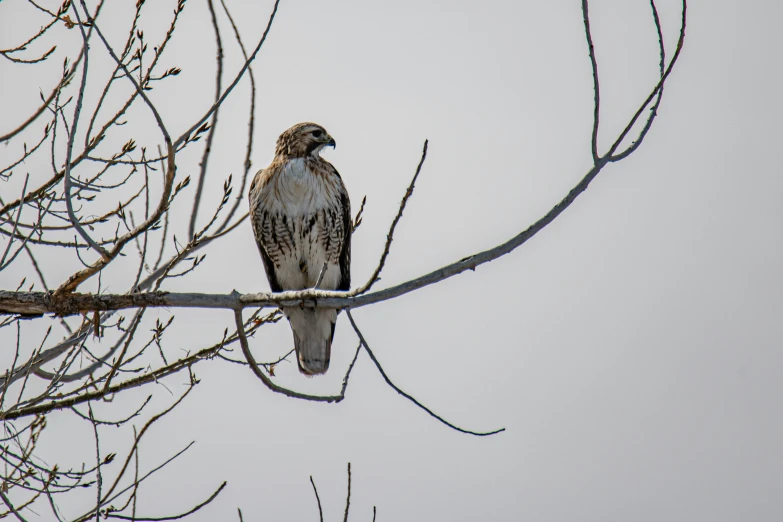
<box><xmin>1</xmin><ymin>0</ymin><xmax>783</xmax><ymax>520</ymax></box>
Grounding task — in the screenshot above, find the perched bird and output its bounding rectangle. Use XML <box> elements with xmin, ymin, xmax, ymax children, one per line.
<box><xmin>249</xmin><ymin>123</ymin><xmax>351</xmax><ymax>375</ymax></box>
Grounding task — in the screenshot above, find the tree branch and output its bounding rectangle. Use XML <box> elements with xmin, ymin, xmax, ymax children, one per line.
<box><xmin>346</xmin><ymin>311</ymin><xmax>504</xmax><ymax>437</ymax></box>
<box><xmin>187</xmin><ymin>0</ymin><xmax>225</xmax><ymax>240</ymax></box>
<box><xmin>353</xmin><ymin>140</ymin><xmax>428</xmax><ymax>295</ymax></box>
<box><xmin>172</xmin><ymin>0</ymin><xmax>280</xmax><ymax>149</ymax></box>
<box><xmin>309</xmin><ymin>476</ymin><xmax>323</xmax><ymax>522</ymax></box>
<box><xmin>343</xmin><ymin>462</ymin><xmax>351</xmax><ymax>522</ymax></box>
<box><xmin>1</xmin><ymin>0</ymin><xmax>689</xmax><ymax>311</ymax></box>
<box><xmin>233</xmin><ymin>307</ymin><xmax>351</xmax><ymax>403</ymax></box>
<box><xmin>0</xmin><ymin>156</ymin><xmax>610</xmax><ymax>317</ymax></box>
<box><xmin>582</xmin><ymin>0</ymin><xmax>601</xmax><ymax>162</ymax></box>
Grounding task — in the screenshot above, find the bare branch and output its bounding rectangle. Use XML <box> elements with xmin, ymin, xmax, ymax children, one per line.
<box><xmin>172</xmin><ymin>0</ymin><xmax>281</xmax><ymax>149</ymax></box>
<box><xmin>0</xmin><ymin>122</ymin><xmax>52</xmax><ymax>178</ymax></box>
<box><xmin>234</xmin><ymin>307</ymin><xmax>346</xmax><ymax>403</ymax></box>
<box><xmin>105</xmin><ymin>481</ymin><xmax>226</xmax><ymax>521</ymax></box>
<box><xmin>346</xmin><ymin>311</ymin><xmax>504</xmax><ymax>437</ymax></box>
<box><xmin>0</xmin><ymin>10</ymin><xmax>58</xmax><ymax>57</ymax></box>
<box><xmin>353</xmin><ymin>140</ymin><xmax>428</xmax><ymax>295</ymax></box>
<box><xmin>188</xmin><ymin>0</ymin><xmax>225</xmax><ymax>240</ymax></box>
<box><xmin>0</xmin><ymin>78</ymin><xmax>70</xmax><ymax>145</ymax></box>
<box><xmin>62</xmin><ymin>2</ymin><xmax>110</xmax><ymax>259</ymax></box>
<box><xmin>96</xmin><ymin>385</ymin><xmax>195</xmax><ymax>511</ymax></box>
<box><xmin>343</xmin><ymin>462</ymin><xmax>351</xmax><ymax>522</ymax></box>
<box><xmin>0</xmin><ymin>175</ymin><xmax>31</xmax><ymax>268</ymax></box>
<box><xmin>314</xmin><ymin>262</ymin><xmax>328</xmax><ymax>289</ymax></box>
<box><xmin>351</xmin><ymin>195</ymin><xmax>367</xmax><ymax>233</ymax></box>
<box><xmin>0</xmin><ymin>488</ymin><xmax>30</xmax><ymax>522</ymax></box>
<box><xmin>310</xmin><ymin>476</ymin><xmax>323</xmax><ymax>522</ymax></box>
<box><xmin>606</xmin><ymin>0</ymin><xmax>673</xmax><ymax>161</ymax></box>
<box><xmin>582</xmin><ymin>0</ymin><xmax>601</xmax><ymax>162</ymax></box>
<box><xmin>55</xmin><ymin>0</ymin><xmax>178</xmax><ymax>294</ymax></box>
<box><xmin>0</xmin><ymin>341</ymin><xmax>201</xmax><ymax>420</ymax></box>
<box><xmin>215</xmin><ymin>0</ymin><xmax>257</xmax><ymax>234</ymax></box>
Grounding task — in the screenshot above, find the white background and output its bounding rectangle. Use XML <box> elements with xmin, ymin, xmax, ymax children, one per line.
<box><xmin>1</xmin><ymin>0</ymin><xmax>782</xmax><ymax>520</ymax></box>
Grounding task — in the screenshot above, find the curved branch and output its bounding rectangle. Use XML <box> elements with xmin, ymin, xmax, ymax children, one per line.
<box><xmin>0</xmin><ymin>73</ymin><xmax>71</xmax><ymax>145</ymax></box>
<box><xmin>310</xmin><ymin>476</ymin><xmax>323</xmax><ymax>522</ymax></box>
<box><xmin>172</xmin><ymin>0</ymin><xmax>280</xmax><ymax>149</ymax></box>
<box><xmin>188</xmin><ymin>0</ymin><xmax>225</xmax><ymax>240</ymax></box>
<box><xmin>607</xmin><ymin>0</ymin><xmax>677</xmax><ymax>162</ymax></box>
<box><xmin>343</xmin><ymin>462</ymin><xmax>351</xmax><ymax>522</ymax></box>
<box><xmin>63</xmin><ymin>3</ymin><xmax>110</xmax><ymax>258</ymax></box>
<box><xmin>55</xmin><ymin>0</ymin><xmax>178</xmax><ymax>294</ymax></box>
<box><xmin>0</xmin><ymin>158</ymin><xmax>611</xmax><ymax>315</ymax></box>
<box><xmin>346</xmin><ymin>311</ymin><xmax>504</xmax><ymax>437</ymax></box>
<box><xmin>104</xmin><ymin>481</ymin><xmax>226</xmax><ymax>521</ymax></box>
<box><xmin>582</xmin><ymin>0</ymin><xmax>601</xmax><ymax>162</ymax></box>
<box><xmin>215</xmin><ymin>0</ymin><xmax>258</xmax><ymax>234</ymax></box>
<box><xmin>354</xmin><ymin>140</ymin><xmax>428</xmax><ymax>295</ymax></box>
<box><xmin>234</xmin><ymin>307</ymin><xmax>349</xmax><ymax>403</ymax></box>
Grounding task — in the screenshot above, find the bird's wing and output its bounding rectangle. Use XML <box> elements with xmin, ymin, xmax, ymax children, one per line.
<box><xmin>322</xmin><ymin>161</ymin><xmax>351</xmax><ymax>291</ymax></box>
<box><xmin>249</xmin><ymin>168</ymin><xmax>283</xmax><ymax>293</ymax></box>
<box><xmin>338</xmin><ymin>188</ymin><xmax>351</xmax><ymax>291</ymax></box>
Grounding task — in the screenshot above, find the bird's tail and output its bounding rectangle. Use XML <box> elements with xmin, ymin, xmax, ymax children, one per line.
<box><xmin>284</xmin><ymin>307</ymin><xmax>338</xmax><ymax>375</ymax></box>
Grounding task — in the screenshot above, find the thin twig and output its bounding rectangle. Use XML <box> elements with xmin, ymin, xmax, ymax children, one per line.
<box><xmin>607</xmin><ymin>1</ymin><xmax>687</xmax><ymax>161</ymax></box>
<box><xmin>74</xmin><ymin>442</ymin><xmax>196</xmax><ymax>522</ymax></box>
<box><xmin>55</xmin><ymin>0</ymin><xmax>178</xmax><ymax>294</ymax></box>
<box><xmin>582</xmin><ymin>0</ymin><xmax>601</xmax><ymax>163</ymax></box>
<box><xmin>172</xmin><ymin>0</ymin><xmax>280</xmax><ymax>149</ymax></box>
<box><xmin>95</xmin><ymin>386</ymin><xmax>196</xmax><ymax>511</ymax></box>
<box><xmin>215</xmin><ymin>0</ymin><xmax>257</xmax><ymax>234</ymax></box>
<box><xmin>351</xmin><ymin>195</ymin><xmax>367</xmax><ymax>233</ymax></box>
<box><xmin>343</xmin><ymin>462</ymin><xmax>351</xmax><ymax>522</ymax></box>
<box><xmin>88</xmin><ymin>404</ymin><xmax>102</xmax><ymax>522</ymax></box>
<box><xmin>188</xmin><ymin>0</ymin><xmax>225</xmax><ymax>240</ymax></box>
<box><xmin>0</xmin><ymin>174</ymin><xmax>30</xmax><ymax>268</ymax></box>
<box><xmin>314</xmin><ymin>263</ymin><xmax>328</xmax><ymax>289</ymax></box>
<box><xmin>105</xmin><ymin>481</ymin><xmax>227</xmax><ymax>521</ymax></box>
<box><xmin>233</xmin><ymin>308</ymin><xmax>346</xmax><ymax>403</ymax></box>
<box><xmin>310</xmin><ymin>476</ymin><xmax>323</xmax><ymax>522</ymax></box>
<box><xmin>0</xmin><ymin>488</ymin><xmax>30</xmax><ymax>522</ymax></box>
<box><xmin>354</xmin><ymin>140</ymin><xmax>428</xmax><ymax>295</ymax></box>
<box><xmin>0</xmin><ymin>75</ymin><xmax>72</xmax><ymax>145</ymax></box>
<box><xmin>346</xmin><ymin>311</ymin><xmax>504</xmax><ymax>437</ymax></box>
<box><xmin>607</xmin><ymin>0</ymin><xmax>670</xmax><ymax>161</ymax></box>
<box><xmin>63</xmin><ymin>3</ymin><xmax>109</xmax><ymax>258</ymax></box>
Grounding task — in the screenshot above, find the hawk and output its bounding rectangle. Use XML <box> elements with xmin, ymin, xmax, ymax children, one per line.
<box><xmin>249</xmin><ymin>123</ymin><xmax>351</xmax><ymax>375</ymax></box>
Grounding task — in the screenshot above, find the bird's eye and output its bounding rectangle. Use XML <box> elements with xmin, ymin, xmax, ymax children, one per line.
<box><xmin>312</xmin><ymin>130</ymin><xmax>323</xmax><ymax>138</ymax></box>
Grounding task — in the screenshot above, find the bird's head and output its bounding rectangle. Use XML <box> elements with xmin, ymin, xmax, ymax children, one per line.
<box><xmin>275</xmin><ymin>122</ymin><xmax>336</xmax><ymax>159</ymax></box>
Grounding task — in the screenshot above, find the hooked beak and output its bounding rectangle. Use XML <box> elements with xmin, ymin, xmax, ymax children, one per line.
<box><xmin>326</xmin><ymin>136</ymin><xmax>336</xmax><ymax>149</ymax></box>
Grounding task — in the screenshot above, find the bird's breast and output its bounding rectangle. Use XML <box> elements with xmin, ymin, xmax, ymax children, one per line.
<box><xmin>266</xmin><ymin>158</ymin><xmax>336</xmax><ymax>215</ymax></box>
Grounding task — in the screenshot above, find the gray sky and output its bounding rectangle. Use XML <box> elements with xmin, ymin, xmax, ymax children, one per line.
<box><xmin>1</xmin><ymin>0</ymin><xmax>783</xmax><ymax>520</ymax></box>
